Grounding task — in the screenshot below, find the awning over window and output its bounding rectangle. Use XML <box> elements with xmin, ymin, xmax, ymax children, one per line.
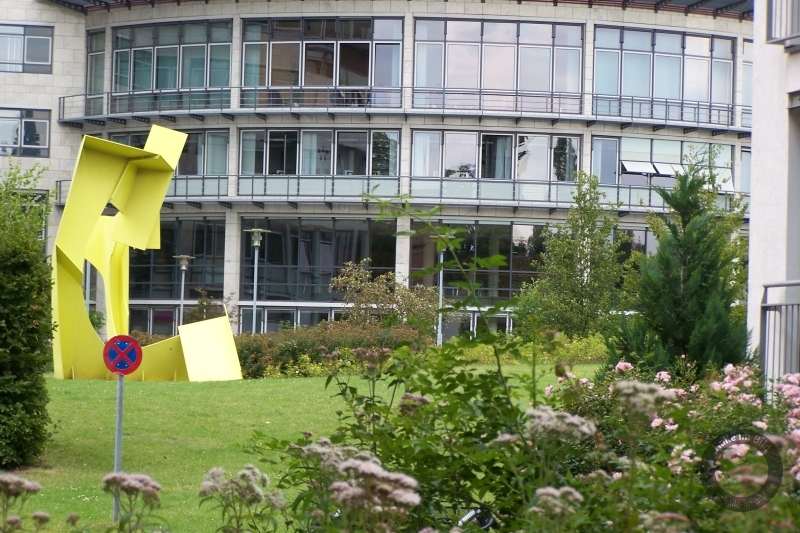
<box><xmin>621</xmin><ymin>161</ymin><xmax>657</xmax><ymax>174</ymax></box>
<box><xmin>653</xmin><ymin>163</ymin><xmax>684</xmax><ymax>176</ymax></box>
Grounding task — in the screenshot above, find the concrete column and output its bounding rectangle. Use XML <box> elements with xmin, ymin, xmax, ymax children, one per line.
<box><xmin>395</xmin><ymin>215</ymin><xmax>411</xmax><ymax>287</ymax></box>
<box><xmin>223</xmin><ymin>210</ymin><xmax>241</xmax><ymax>333</ymax></box>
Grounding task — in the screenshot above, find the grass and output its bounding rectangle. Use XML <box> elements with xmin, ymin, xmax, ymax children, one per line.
<box><xmin>20</xmin><ymin>363</ymin><xmax>600</xmax><ymax>532</ymax></box>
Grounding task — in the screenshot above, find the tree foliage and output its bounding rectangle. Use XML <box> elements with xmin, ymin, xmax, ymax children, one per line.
<box><xmin>514</xmin><ymin>171</ymin><xmax>629</xmax><ymax>339</ymax></box>
<box><xmin>330</xmin><ymin>259</ymin><xmax>440</xmax><ymax>338</ymax></box>
<box><xmin>0</xmin><ymin>160</ymin><xmax>54</xmax><ymax>468</ymax></box>
<box><xmin>609</xmin><ymin>146</ymin><xmax>748</xmax><ymax>372</ymax></box>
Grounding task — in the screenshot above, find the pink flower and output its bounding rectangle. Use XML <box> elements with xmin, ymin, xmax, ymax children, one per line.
<box><xmin>655</xmin><ymin>371</ymin><xmax>671</xmax><ymax>383</ymax></box>
<box><xmin>579</xmin><ymin>378</ymin><xmax>589</xmax><ymax>386</ymax></box>
<box><xmin>752</xmin><ymin>421</ymin><xmax>768</xmax><ymax>430</ymax></box>
<box><xmin>651</xmin><ymin>418</ymin><xmax>664</xmax><ymax>428</ymax></box>
<box><xmin>615</xmin><ymin>361</ymin><xmax>633</xmax><ymax>373</ymax></box>
<box><xmin>544</xmin><ymin>385</ymin><xmax>553</xmax><ymax>398</ymax></box>
<box><xmin>665</xmin><ymin>423</ymin><xmax>679</xmax><ymax>431</ymax></box>
<box><xmin>612</xmin><ymin>472</ymin><xmax>623</xmax><ymax>480</ymax></box>
<box><xmin>680</xmin><ymin>354</ymin><xmax>686</xmax><ymax>359</ymax></box>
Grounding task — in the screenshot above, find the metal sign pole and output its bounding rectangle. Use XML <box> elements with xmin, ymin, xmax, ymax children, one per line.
<box><xmin>113</xmin><ymin>373</ymin><xmax>123</xmax><ymax>521</ymax></box>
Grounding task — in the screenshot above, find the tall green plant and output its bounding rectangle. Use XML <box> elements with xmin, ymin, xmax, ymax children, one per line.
<box><xmin>610</xmin><ymin>146</ymin><xmax>748</xmax><ymax>371</ymax></box>
<box><xmin>0</xmin><ymin>160</ymin><xmax>54</xmax><ymax>468</ymax></box>
<box><xmin>514</xmin><ymin>171</ymin><xmax>629</xmax><ymax>339</ymax></box>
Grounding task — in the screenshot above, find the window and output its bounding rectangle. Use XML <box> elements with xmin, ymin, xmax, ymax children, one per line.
<box><xmin>130</xmin><ymin>218</ymin><xmax>225</xmax><ymax>301</ymax></box>
<box><xmin>241</xmin><ymin>17</ymin><xmax>402</xmax><ymax>91</ymax></box>
<box><xmin>742</xmin><ymin>41</ymin><xmax>753</xmax><ymax>107</ymax></box>
<box><xmin>740</xmin><ymin>149</ymin><xmax>751</xmax><ymax>193</ymax></box>
<box><xmin>239</xmin><ymin>129</ymin><xmax>400</xmax><ymax>177</ymax></box>
<box><xmin>241</xmin><ymin>218</ymin><xmax>396</xmax><ymax>303</ymax></box>
<box><xmin>0</xmin><ymin>25</ymin><xmax>52</xmax><ymax>73</ymax></box>
<box><xmin>592</xmin><ymin>138</ymin><xmax>619</xmax><ymax>184</ymax></box>
<box><xmin>110</xmin><ymin>131</ymin><xmax>149</xmax><ymax>148</ymax></box>
<box><xmin>177</xmin><ymin>131</ymin><xmax>229</xmax><ymax>176</ymax></box>
<box><xmin>412</xmin><ymin>131</ymin><xmax>580</xmax><ymax>181</ymax></box>
<box><xmin>593</xmin><ymin>28</ymin><xmax>734</xmax><ymax>121</ymax></box>
<box><xmin>112</xmin><ymin>21</ymin><xmax>232</xmax><ymax>92</ymax></box>
<box><xmin>414</xmin><ymin>19</ymin><xmax>583</xmax><ymax>110</ymax></box>
<box><xmin>0</xmin><ymin>108</ymin><xmax>49</xmax><ymax>157</ymax></box>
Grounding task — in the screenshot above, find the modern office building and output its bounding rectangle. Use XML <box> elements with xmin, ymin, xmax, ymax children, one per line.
<box><xmin>2</xmin><ymin>0</ymin><xmax>753</xmax><ymax>339</ymax></box>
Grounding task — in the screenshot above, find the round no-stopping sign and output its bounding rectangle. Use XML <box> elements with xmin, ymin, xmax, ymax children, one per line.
<box><xmin>103</xmin><ymin>335</ymin><xmax>143</xmax><ymax>375</ymax></box>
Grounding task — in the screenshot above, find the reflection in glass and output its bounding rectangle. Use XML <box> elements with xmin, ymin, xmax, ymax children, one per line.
<box><xmin>516</xmin><ymin>135</ymin><xmax>548</xmax><ymax>181</ymax></box>
<box><xmin>415</xmin><ymin>43</ymin><xmax>443</xmax><ymax>87</ymax></box>
<box><xmin>412</xmin><ymin>131</ymin><xmax>441</xmax><ymax>177</ymax></box>
<box><xmin>553</xmin><ymin>48</ymin><xmax>580</xmax><ymax>92</ymax></box>
<box><xmin>481</xmin><ymin>135</ymin><xmax>513</xmax><ymax>180</ymax></box>
<box><xmin>519</xmin><ymin>23</ymin><xmax>551</xmax><ymax>45</ymax></box>
<box><xmin>371</xmin><ymin>131</ymin><xmax>399</xmax><ymax>176</ymax></box>
<box><xmin>374</xmin><ymin>19</ymin><xmax>403</xmax><ymax>40</ymax></box>
<box><xmin>301</xmin><ymin>130</ymin><xmax>333</xmax><ymax>175</ymax></box>
<box><xmin>158</xmin><ymin>25</ymin><xmax>179</xmax><ymax>45</ymax></box>
<box><xmin>183</xmin><ymin>23</ymin><xmax>207</xmax><ymax>44</ymax></box>
<box><xmin>338</xmin><ymin>43</ymin><xmax>370</xmax><ymax>86</ymax></box>
<box><xmin>482</xmin><ymin>45</ymin><xmax>515</xmax><ymax>90</ymax></box>
<box><xmin>595</xmin><ymin>28</ymin><xmax>620</xmax><ymax>49</ymax></box>
<box><xmin>273</xmin><ymin>20</ymin><xmax>302</xmax><ymax>40</ymax></box>
<box><xmin>711</xmin><ymin>60</ymin><xmax>732</xmax><ymax>104</ymax></box>
<box><xmin>373</xmin><ymin>44</ymin><xmax>400</xmax><ymax>87</ymax></box>
<box><xmin>652</xmin><ymin>139</ymin><xmax>681</xmax><ymax>163</ymax></box>
<box><xmin>208</xmin><ymin>44</ymin><xmax>230</xmax><ymax>87</ymax></box>
<box><xmin>713</xmin><ymin>38</ymin><xmax>733</xmax><ymax>59</ymax></box>
<box><xmin>483</xmin><ymin>22</ymin><xmax>517</xmax><ymax>43</ymax></box>
<box><xmin>271</xmin><ymin>43</ymin><xmax>300</xmax><ymax>86</ymax></box>
<box><xmin>336</xmin><ymin>131</ymin><xmax>368</xmax><ymax>175</ymax></box>
<box><xmin>304</xmin><ymin>19</ymin><xmax>336</xmax><ymax>39</ymax></box>
<box><xmin>685</xmin><ymin>36</ymin><xmax>710</xmax><ymax>56</ymax></box>
<box><xmin>519</xmin><ymin>47</ymin><xmax>551</xmax><ymax>91</ymax></box>
<box><xmin>444</xmin><ymin>133</ymin><xmax>477</xmax><ymax>178</ymax></box>
<box><xmin>653</xmin><ymin>55</ymin><xmax>681</xmax><ymax>99</ymax></box>
<box><xmin>178</xmin><ymin>133</ymin><xmax>203</xmax><ymax>175</ymax></box>
<box><xmin>268</xmin><ymin>131</ymin><xmax>299</xmax><ymax>175</ymax></box>
<box><xmin>623</xmin><ymin>30</ymin><xmax>650</xmax><ymax>51</ymax></box>
<box><xmin>416</xmin><ymin>20</ymin><xmax>444</xmax><ymax>41</ymax></box>
<box><xmin>592</xmin><ymin>138</ymin><xmax>618</xmax><ymax>184</ymax></box>
<box><xmin>114</xmin><ymin>50</ymin><xmax>130</xmax><ymax>91</ymax></box>
<box><xmin>338</xmin><ymin>20</ymin><xmax>372</xmax><ymax>40</ymax></box>
<box><xmin>0</xmin><ymin>120</ymin><xmax>19</xmax><ymax>147</ymax></box>
<box><xmin>683</xmin><ymin>57</ymin><xmax>709</xmax><ymax>102</ymax></box>
<box><xmin>594</xmin><ymin>51</ymin><xmax>619</xmax><ymax>95</ymax></box>
<box><xmin>740</xmin><ymin>150</ymin><xmax>751</xmax><ymax>193</ymax></box>
<box><xmin>554</xmin><ymin>25</ymin><xmax>582</xmax><ymax>46</ymax></box>
<box><xmin>155</xmin><ymin>47</ymin><xmax>178</xmax><ymax>89</ymax></box>
<box><xmin>622</xmin><ymin>52</ymin><xmax>650</xmax><ymax>97</ymax></box>
<box><xmin>446</xmin><ymin>21</ymin><xmax>480</xmax><ymax>41</ymax></box>
<box><xmin>241</xmin><ymin>131</ymin><xmax>265</xmax><ymax>175</ymax></box>
<box><xmin>88</xmin><ymin>53</ymin><xmax>105</xmax><ymax>94</ymax></box>
<box><xmin>181</xmin><ymin>45</ymin><xmax>206</xmax><ymax>88</ymax></box>
<box><xmin>553</xmin><ymin>137</ymin><xmax>578</xmax><ymax>181</ymax></box>
<box><xmin>446</xmin><ymin>44</ymin><xmax>479</xmax><ymax>88</ymax></box>
<box><xmin>304</xmin><ymin>43</ymin><xmax>334</xmax><ymax>86</ymax></box>
<box><xmin>654</xmin><ymin>32</ymin><xmax>681</xmax><ymax>54</ymax></box>
<box><xmin>243</xmin><ymin>44</ymin><xmax>267</xmax><ymax>86</ymax></box>
<box><xmin>742</xmin><ymin>62</ymin><xmax>752</xmax><ymax>107</ymax></box>
<box><xmin>132</xmin><ymin>49</ymin><xmax>152</xmax><ymax>91</ymax></box>
<box><xmin>205</xmin><ymin>132</ymin><xmax>228</xmax><ymax>176</ymax></box>
<box><xmin>621</xmin><ymin>137</ymin><xmax>650</xmax><ymax>161</ymax></box>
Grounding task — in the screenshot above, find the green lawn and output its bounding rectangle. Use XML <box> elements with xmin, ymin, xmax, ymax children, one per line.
<box><xmin>19</xmin><ymin>364</ymin><xmax>599</xmax><ymax>532</ymax></box>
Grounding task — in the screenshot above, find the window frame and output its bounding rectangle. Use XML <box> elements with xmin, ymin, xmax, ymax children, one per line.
<box><xmin>0</xmin><ymin>108</ymin><xmax>50</xmax><ymax>157</ymax></box>
<box><xmin>0</xmin><ymin>25</ymin><xmax>53</xmax><ymax>73</ymax></box>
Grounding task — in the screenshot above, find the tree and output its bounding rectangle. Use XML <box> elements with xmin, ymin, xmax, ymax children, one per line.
<box><xmin>513</xmin><ymin>171</ymin><xmax>630</xmax><ymax>339</ymax></box>
<box><xmin>330</xmin><ymin>259</ymin><xmax>440</xmax><ymax>338</ymax></box>
<box><xmin>609</xmin><ymin>146</ymin><xmax>748</xmax><ymax>372</ymax></box>
<box><xmin>0</xmin><ymin>160</ymin><xmax>54</xmax><ymax>468</ymax></box>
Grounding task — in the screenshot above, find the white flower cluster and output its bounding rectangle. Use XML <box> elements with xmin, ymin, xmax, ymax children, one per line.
<box><xmin>667</xmin><ymin>445</ymin><xmax>700</xmax><ymax>475</ymax></box>
<box><xmin>528</xmin><ymin>486</ymin><xmax>583</xmax><ymax>517</ymax></box>
<box><xmin>102</xmin><ymin>472</ymin><xmax>162</xmax><ymax>505</ymax></box>
<box><xmin>525</xmin><ymin>406</ymin><xmax>597</xmax><ymax>440</ymax></box>
<box><xmin>636</xmin><ymin>511</ymin><xmax>690</xmax><ymax>533</ymax></box>
<box><xmin>199</xmin><ymin>465</ymin><xmax>285</xmax><ymax>510</ymax></box>
<box><xmin>300</xmin><ymin>439</ymin><xmax>363</xmax><ymax>474</ymax></box>
<box><xmin>615</xmin><ymin>380</ymin><xmax>676</xmax><ymax>416</ymax></box>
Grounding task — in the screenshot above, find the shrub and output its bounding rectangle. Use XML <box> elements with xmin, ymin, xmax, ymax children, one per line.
<box><xmin>0</xmin><ymin>161</ymin><xmax>54</xmax><ymax>468</ymax></box>
<box><xmin>454</xmin><ymin>333</ymin><xmax>607</xmax><ymax>367</ymax></box>
<box><xmin>128</xmin><ymin>331</ymin><xmax>169</xmax><ymax>347</ymax></box>
<box><xmin>234</xmin><ymin>321</ymin><xmax>429</xmax><ymax>379</ymax></box>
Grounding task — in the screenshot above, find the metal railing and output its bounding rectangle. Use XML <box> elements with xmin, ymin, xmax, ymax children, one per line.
<box><xmin>761</xmin><ymin>281</ymin><xmax>800</xmax><ymax>386</ymax></box>
<box><xmin>768</xmin><ymin>0</ymin><xmax>800</xmax><ymax>43</ymax></box>
<box><xmin>55</xmin><ymin>176</ymin><xmax>229</xmax><ymax>204</ymax></box>
<box><xmin>237</xmin><ymin>175</ymin><xmax>400</xmax><ymax>201</ymax></box>
<box><xmin>59</xmin><ymin>87</ymin><xmax>753</xmax><ymax>130</ymax></box>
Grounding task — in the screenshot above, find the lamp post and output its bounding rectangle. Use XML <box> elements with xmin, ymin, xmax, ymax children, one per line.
<box><xmin>173</xmin><ymin>255</ymin><xmax>194</xmax><ymax>327</ymax></box>
<box><xmin>429</xmin><ymin>236</ymin><xmax>449</xmax><ymax>347</ymax></box>
<box><xmin>245</xmin><ymin>229</ymin><xmax>269</xmax><ymax>334</ymax></box>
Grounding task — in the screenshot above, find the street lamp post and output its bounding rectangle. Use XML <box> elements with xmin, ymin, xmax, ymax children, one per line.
<box><xmin>173</xmin><ymin>255</ymin><xmax>194</xmax><ymax>327</ymax></box>
<box><xmin>437</xmin><ymin>248</ymin><xmax>444</xmax><ymax>346</ymax></box>
<box><xmin>245</xmin><ymin>229</ymin><xmax>269</xmax><ymax>334</ymax></box>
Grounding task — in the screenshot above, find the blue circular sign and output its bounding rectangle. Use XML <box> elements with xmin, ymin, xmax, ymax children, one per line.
<box><xmin>103</xmin><ymin>335</ymin><xmax>143</xmax><ymax>375</ymax></box>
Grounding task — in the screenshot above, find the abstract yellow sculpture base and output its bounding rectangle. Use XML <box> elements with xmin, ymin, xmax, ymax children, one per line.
<box><xmin>52</xmin><ymin>126</ymin><xmax>242</xmax><ymax>381</ymax></box>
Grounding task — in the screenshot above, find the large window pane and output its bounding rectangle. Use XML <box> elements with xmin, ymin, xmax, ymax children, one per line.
<box><xmin>740</xmin><ymin>150</ymin><xmax>751</xmax><ymax>193</ymax></box>
<box><xmin>519</xmin><ymin>47</ymin><xmax>551</xmax><ymax>92</ymax></box>
<box><xmin>113</xmin><ymin>50</ymin><xmax>130</xmax><ymax>92</ymax></box>
<box><xmin>592</xmin><ymin>138</ymin><xmax>618</xmax><ymax>184</ymax></box>
<box><xmin>241</xmin><ymin>131</ymin><xmax>265</xmax><ymax>175</ymax></box>
<box><xmin>482</xmin><ymin>45</ymin><xmax>515</xmax><ymax>90</ymax></box>
<box><xmin>481</xmin><ymin>135</ymin><xmax>513</xmax><ymax>180</ymax></box>
<box><xmin>371</xmin><ymin>131</ymin><xmax>399</xmax><ymax>176</ymax></box>
<box><xmin>271</xmin><ymin>43</ymin><xmax>300</xmax><ymax>86</ymax></box>
<box><xmin>654</xmin><ymin>32</ymin><xmax>681</xmax><ymax>54</ymax></box>
<box><xmin>304</xmin><ymin>42</ymin><xmax>334</xmax><ymax>86</ymax></box>
<box><xmin>88</xmin><ymin>53</ymin><xmax>104</xmax><ymax>94</ymax></box>
<box><xmin>338</xmin><ymin>43</ymin><xmax>369</xmax><ymax>86</ymax></box>
<box><xmin>205</xmin><ymin>132</ymin><xmax>228</xmax><ymax>175</ymax></box>
<box><xmin>336</xmin><ymin>131</ymin><xmax>368</xmax><ymax>175</ymax></box>
<box><xmin>415</xmin><ymin>43</ymin><xmax>443</xmax><ymax>88</ymax></box>
<box><xmin>268</xmin><ymin>131</ymin><xmax>299</xmax><ymax>175</ymax></box>
<box><xmin>683</xmin><ymin>57</ymin><xmax>709</xmax><ymax>102</ymax></box>
<box><xmin>178</xmin><ymin>133</ymin><xmax>203</xmax><ymax>175</ymax></box>
<box><xmin>653</xmin><ymin>55</ymin><xmax>681</xmax><ymax>99</ymax></box>
<box><xmin>595</xmin><ymin>28</ymin><xmax>620</xmax><ymax>49</ymax></box>
<box><xmin>132</xmin><ymin>49</ymin><xmax>153</xmax><ymax>91</ymax></box>
<box><xmin>243</xmin><ymin>43</ymin><xmax>268</xmax><ymax>86</ymax></box>
<box><xmin>742</xmin><ymin>63</ymin><xmax>752</xmax><ymax>107</ymax></box>
<box><xmin>444</xmin><ymin>133</ymin><xmax>477</xmax><ymax>178</ymax></box>
<box><xmin>711</xmin><ymin>60</ymin><xmax>732</xmax><ymax>104</ymax></box>
<box><xmin>412</xmin><ymin>131</ymin><xmax>441</xmax><ymax>177</ymax></box>
<box><xmin>623</xmin><ymin>30</ymin><xmax>651</xmax><ymax>51</ymax></box>
<box><xmin>155</xmin><ymin>47</ymin><xmax>178</xmax><ymax>89</ymax></box>
<box><xmin>446</xmin><ymin>44</ymin><xmax>479</xmax><ymax>88</ymax></box>
<box><xmin>622</xmin><ymin>52</ymin><xmax>650</xmax><ymax>97</ymax></box>
<box><xmin>339</xmin><ymin>20</ymin><xmax>372</xmax><ymax>40</ymax></box>
<box><xmin>181</xmin><ymin>45</ymin><xmax>206</xmax><ymax>88</ymax></box>
<box><xmin>554</xmin><ymin>25</ymin><xmax>582</xmax><ymax>47</ymax></box>
<box><xmin>685</xmin><ymin>36</ymin><xmax>710</xmax><ymax>56</ymax></box>
<box><xmin>483</xmin><ymin>22</ymin><xmax>517</xmax><ymax>43</ymax></box>
<box><xmin>208</xmin><ymin>44</ymin><xmax>230</xmax><ymax>87</ymax></box>
<box><xmin>0</xmin><ymin>120</ymin><xmax>20</xmax><ymax>147</ymax></box>
<box><xmin>0</xmin><ymin>35</ymin><xmax>23</xmax><ymax>63</ymax></box>
<box><xmin>416</xmin><ymin>20</ymin><xmax>444</xmax><ymax>41</ymax></box>
<box><xmin>374</xmin><ymin>19</ymin><xmax>403</xmax><ymax>40</ymax></box>
<box><xmin>519</xmin><ymin>23</ymin><xmax>551</xmax><ymax>45</ymax></box>
<box><xmin>373</xmin><ymin>44</ymin><xmax>400</xmax><ymax>87</ymax></box>
<box><xmin>553</xmin><ymin>137</ymin><xmax>579</xmax><ymax>181</ymax></box>
<box><xmin>516</xmin><ymin>135</ymin><xmax>548</xmax><ymax>181</ymax></box>
<box><xmin>553</xmin><ymin>48</ymin><xmax>580</xmax><ymax>93</ymax></box>
<box><xmin>594</xmin><ymin>50</ymin><xmax>619</xmax><ymax>95</ymax></box>
<box><xmin>447</xmin><ymin>21</ymin><xmax>480</xmax><ymax>41</ymax></box>
<box><xmin>621</xmin><ymin>137</ymin><xmax>651</xmax><ymax>161</ymax></box>
<box><xmin>301</xmin><ymin>131</ymin><xmax>333</xmax><ymax>175</ymax></box>
<box><xmin>652</xmin><ymin>139</ymin><xmax>681</xmax><ymax>163</ymax></box>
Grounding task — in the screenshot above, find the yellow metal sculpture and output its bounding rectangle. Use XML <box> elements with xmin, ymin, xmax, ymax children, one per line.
<box><xmin>52</xmin><ymin>125</ymin><xmax>242</xmax><ymax>381</ymax></box>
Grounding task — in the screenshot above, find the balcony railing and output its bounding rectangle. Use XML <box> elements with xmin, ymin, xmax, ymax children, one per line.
<box><xmin>59</xmin><ymin>87</ymin><xmax>753</xmax><ymax>131</ymax></box>
<box><xmin>237</xmin><ymin>175</ymin><xmax>400</xmax><ymax>202</ymax></box>
<box><xmin>761</xmin><ymin>281</ymin><xmax>800</xmax><ymax>386</ymax></box>
<box><xmin>768</xmin><ymin>0</ymin><xmax>800</xmax><ymax>43</ymax></box>
<box><xmin>55</xmin><ymin>176</ymin><xmax>229</xmax><ymax>205</ymax></box>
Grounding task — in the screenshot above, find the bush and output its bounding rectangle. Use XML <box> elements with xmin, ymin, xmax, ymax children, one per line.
<box><xmin>129</xmin><ymin>330</ymin><xmax>169</xmax><ymax>347</ymax></box>
<box><xmin>0</xmin><ymin>161</ymin><xmax>54</xmax><ymax>468</ymax></box>
<box><xmin>455</xmin><ymin>333</ymin><xmax>607</xmax><ymax>366</ymax></box>
<box><xmin>235</xmin><ymin>321</ymin><xmax>429</xmax><ymax>379</ymax></box>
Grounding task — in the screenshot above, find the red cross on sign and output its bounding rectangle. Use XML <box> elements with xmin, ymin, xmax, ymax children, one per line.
<box><xmin>103</xmin><ymin>335</ymin><xmax>143</xmax><ymax>376</ymax></box>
